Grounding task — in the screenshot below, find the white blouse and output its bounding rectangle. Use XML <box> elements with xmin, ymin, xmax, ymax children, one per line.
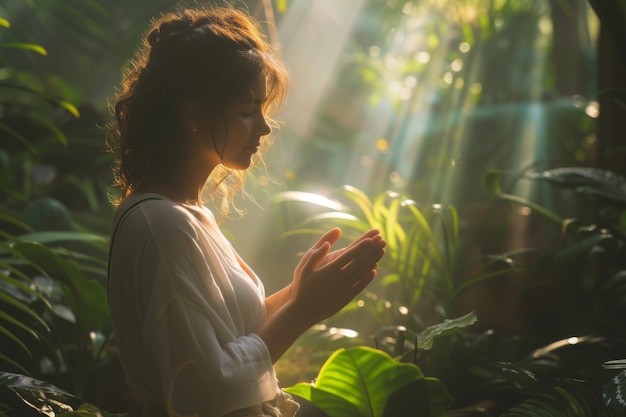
<box><xmin>107</xmin><ymin>194</ymin><xmax>279</xmax><ymax>416</ymax></box>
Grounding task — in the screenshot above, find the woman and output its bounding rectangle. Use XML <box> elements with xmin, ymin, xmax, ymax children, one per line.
<box><xmin>106</xmin><ymin>6</ymin><xmax>386</xmax><ymax>417</ymax></box>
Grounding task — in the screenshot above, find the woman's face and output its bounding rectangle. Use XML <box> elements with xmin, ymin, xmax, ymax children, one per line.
<box><xmin>199</xmin><ymin>73</ymin><xmax>271</xmax><ymax>171</ymax></box>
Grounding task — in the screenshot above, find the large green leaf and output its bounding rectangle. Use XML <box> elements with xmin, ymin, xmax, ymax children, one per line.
<box><xmin>9</xmin><ymin>241</ymin><xmax>111</xmax><ymax>337</ymax></box>
<box><xmin>417</xmin><ymin>311</ymin><xmax>478</xmax><ymax>350</ymax></box>
<box><xmin>284</xmin><ymin>346</ymin><xmax>452</xmax><ymax>417</ymax></box>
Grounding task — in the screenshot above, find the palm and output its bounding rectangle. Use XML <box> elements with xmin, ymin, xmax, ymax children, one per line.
<box><xmin>312</xmin><ymin>229</ymin><xmax>383</xmax><ymax>270</ymax></box>
<box><xmin>317</xmin><ymin>247</ymin><xmax>346</xmax><ymax>269</ymax></box>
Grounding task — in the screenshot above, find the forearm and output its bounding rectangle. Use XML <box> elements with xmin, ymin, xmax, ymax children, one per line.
<box><xmin>264</xmin><ymin>284</ymin><xmax>292</xmax><ymax>320</ymax></box>
<box><xmin>255</xmin><ymin>300</ymin><xmax>315</xmax><ymax>363</ymax></box>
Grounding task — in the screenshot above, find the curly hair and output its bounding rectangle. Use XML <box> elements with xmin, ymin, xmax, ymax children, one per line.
<box><xmin>106</xmin><ymin>6</ymin><xmax>288</xmax><ymax>216</ymax></box>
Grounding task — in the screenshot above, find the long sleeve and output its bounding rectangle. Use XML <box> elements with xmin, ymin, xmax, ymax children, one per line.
<box><xmin>108</xmin><ymin>196</ymin><xmax>279</xmax><ymax>416</ymax></box>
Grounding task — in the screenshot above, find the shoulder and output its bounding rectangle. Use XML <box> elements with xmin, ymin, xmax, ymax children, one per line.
<box><xmin>115</xmin><ymin>194</ymin><xmax>199</xmax><ymax>237</ymax></box>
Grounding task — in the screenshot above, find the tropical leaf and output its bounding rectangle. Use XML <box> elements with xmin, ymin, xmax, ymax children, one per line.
<box><xmin>416</xmin><ymin>311</ymin><xmax>478</xmax><ymax>350</ymax></box>
<box><xmin>17</xmin><ymin>231</ymin><xmax>108</xmax><ymax>249</ymax></box>
<box><xmin>0</xmin><ymin>83</ymin><xmax>79</xmax><ymax>119</ymax></box>
<box><xmin>501</xmin><ymin>379</ymin><xmax>615</xmax><ymax>417</ymax></box>
<box><xmin>9</xmin><ymin>241</ymin><xmax>111</xmax><ymax>337</ymax></box>
<box><xmin>525</xmin><ymin>168</ymin><xmax>626</xmax><ymax>192</ymax></box>
<box><xmin>484</xmin><ymin>169</ymin><xmax>564</xmax><ymax>227</ymax></box>
<box><xmin>0</xmin><ymin>42</ymin><xmax>47</xmax><ymax>55</ymax></box>
<box><xmin>0</xmin><ymin>372</ymin><xmax>83</xmax><ymax>416</ymax></box>
<box><xmin>602</xmin><ymin>359</ymin><xmax>626</xmax><ymax>414</ymax></box>
<box><xmin>284</xmin><ymin>346</ymin><xmax>452</xmax><ymax>417</ymax></box>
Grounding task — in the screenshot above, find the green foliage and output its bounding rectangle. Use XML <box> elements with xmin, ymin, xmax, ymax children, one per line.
<box><xmin>484</xmin><ymin>167</ymin><xmax>626</xmax><ymax>340</ymax></box>
<box><xmin>274</xmin><ymin>185</ymin><xmax>518</xmax><ymax>327</ymax></box>
<box><xmin>602</xmin><ymin>359</ymin><xmax>626</xmax><ymax>414</ymax></box>
<box><xmin>480</xmin><ymin>166</ymin><xmax>626</xmax><ymax>415</ymax></box>
<box><xmin>0</xmin><ymin>19</ymin><xmax>113</xmax><ymax>401</ymax></box>
<box><xmin>374</xmin><ymin>311</ymin><xmax>477</xmax><ymax>361</ymax></box>
<box><xmin>284</xmin><ymin>346</ymin><xmax>453</xmax><ymax>417</ymax></box>
<box><xmin>0</xmin><ymin>20</ymin><xmax>77</xmax><ymax>157</ymax></box>
<box><xmin>0</xmin><ymin>371</ymin><xmax>130</xmax><ymax>417</ymax></box>
<box><xmin>501</xmin><ymin>379</ymin><xmax>620</xmax><ymax>417</ymax></box>
<box><xmin>0</xmin><ymin>18</ymin><xmax>114</xmax><ymax>236</ymax></box>
<box><xmin>0</xmin><ymin>206</ymin><xmax>111</xmax><ymax>397</ymax></box>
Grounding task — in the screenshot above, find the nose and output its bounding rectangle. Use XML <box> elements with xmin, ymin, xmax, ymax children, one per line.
<box><xmin>256</xmin><ymin>114</ymin><xmax>271</xmax><ymax>136</ymax></box>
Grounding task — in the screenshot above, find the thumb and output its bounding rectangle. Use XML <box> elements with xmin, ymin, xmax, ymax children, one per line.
<box><xmin>302</xmin><ymin>241</ymin><xmax>330</xmax><ymax>275</ymax></box>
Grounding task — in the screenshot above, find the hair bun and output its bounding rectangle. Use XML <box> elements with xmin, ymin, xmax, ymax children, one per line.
<box><xmin>147</xmin><ymin>27</ymin><xmax>161</xmax><ymax>47</ymax></box>
<box><xmin>148</xmin><ymin>16</ymin><xmax>193</xmax><ymax>48</ymax></box>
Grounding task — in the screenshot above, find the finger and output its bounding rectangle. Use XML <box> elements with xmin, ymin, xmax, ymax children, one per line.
<box><xmin>313</xmin><ymin>228</ymin><xmax>342</xmax><ymax>250</ymax></box>
<box><xmin>323</xmin><ymin>238</ymin><xmax>375</xmax><ymax>271</ymax></box>
<box><xmin>343</xmin><ymin>229</ymin><xmax>381</xmax><ymax>251</ymax></box>
<box><xmin>345</xmin><ymin>237</ymin><xmax>385</xmax><ymax>266</ymax></box>
<box><xmin>300</xmin><ymin>241</ymin><xmax>331</xmax><ymax>276</ymax></box>
<box><xmin>295</xmin><ymin>237</ymin><xmax>328</xmax><ymax>275</ymax></box>
<box><xmin>341</xmin><ymin>244</ymin><xmax>385</xmax><ymax>278</ymax></box>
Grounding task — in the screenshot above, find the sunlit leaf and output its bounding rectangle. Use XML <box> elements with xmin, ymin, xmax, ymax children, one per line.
<box><xmin>285</xmin><ymin>346</ymin><xmax>452</xmax><ymax>417</ymax></box>
<box><xmin>342</xmin><ymin>185</ymin><xmax>379</xmax><ymax>230</ymax></box>
<box><xmin>301</xmin><ymin>212</ymin><xmax>370</xmax><ymax>231</ymax></box>
<box><xmin>0</xmin><ymin>42</ymin><xmax>47</xmax><ymax>55</ymax></box>
<box><xmin>273</xmin><ymin>191</ymin><xmax>346</xmax><ymax>211</ymax></box>
<box><xmin>381</xmin><ymin>196</ymin><xmax>402</xmax><ymax>260</ymax></box>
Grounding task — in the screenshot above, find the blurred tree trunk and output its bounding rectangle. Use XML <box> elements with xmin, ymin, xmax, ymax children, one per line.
<box><xmin>587</xmin><ymin>0</ymin><xmax>626</xmax><ymax>176</ymax></box>
<box><xmin>596</xmin><ymin>16</ymin><xmax>626</xmax><ymax>176</ymax></box>
<box><xmin>549</xmin><ymin>0</ymin><xmax>592</xmax><ymax>96</ymax></box>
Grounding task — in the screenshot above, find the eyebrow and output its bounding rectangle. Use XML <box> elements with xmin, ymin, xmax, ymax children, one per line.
<box><xmin>236</xmin><ymin>90</ymin><xmax>266</xmax><ymax>105</ymax></box>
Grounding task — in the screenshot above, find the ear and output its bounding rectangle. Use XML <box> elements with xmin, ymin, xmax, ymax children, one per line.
<box><xmin>179</xmin><ymin>99</ymin><xmax>201</xmax><ymax>134</ymax></box>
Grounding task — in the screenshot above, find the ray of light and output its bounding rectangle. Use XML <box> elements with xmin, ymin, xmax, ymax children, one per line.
<box><xmin>278</xmin><ymin>0</ymin><xmax>365</xmax><ymax>137</ymax></box>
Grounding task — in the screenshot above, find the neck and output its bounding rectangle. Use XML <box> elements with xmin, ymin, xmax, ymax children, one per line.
<box><xmin>138</xmin><ymin>148</ymin><xmax>217</xmax><ymax>206</ymax></box>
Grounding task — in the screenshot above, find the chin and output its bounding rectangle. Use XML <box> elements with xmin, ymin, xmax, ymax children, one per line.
<box><xmin>228</xmin><ymin>161</ymin><xmax>253</xmax><ymax>171</ymax></box>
